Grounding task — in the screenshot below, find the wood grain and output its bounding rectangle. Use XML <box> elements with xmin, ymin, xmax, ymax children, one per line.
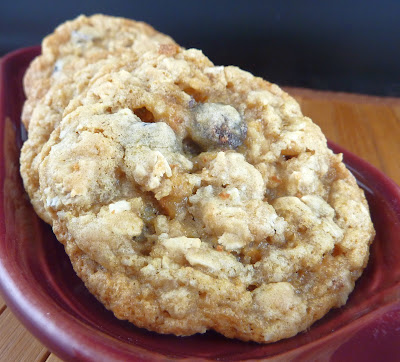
<box><xmin>1</xmin><ymin>88</ymin><xmax>399</xmax><ymax>361</ymax></box>
<box><xmin>0</xmin><ymin>309</ymin><xmax>49</xmax><ymax>362</ymax></box>
<box><xmin>0</xmin><ymin>294</ymin><xmax>5</xmax><ymax>313</ymax></box>
<box><xmin>45</xmin><ymin>354</ymin><xmax>63</xmax><ymax>362</ymax></box>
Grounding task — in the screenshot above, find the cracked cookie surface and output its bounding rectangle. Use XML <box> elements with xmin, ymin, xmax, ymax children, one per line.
<box><xmin>21</xmin><ymin>13</ymin><xmax>176</xmax><ymax>132</ymax></box>
<box><xmin>20</xmin><ymin>14</ymin><xmax>177</xmax><ymax>222</ymax></box>
<box><xmin>21</xmin><ymin>16</ymin><xmax>375</xmax><ymax>343</ymax></box>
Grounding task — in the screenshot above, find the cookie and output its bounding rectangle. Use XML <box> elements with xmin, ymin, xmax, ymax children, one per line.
<box><xmin>21</xmin><ymin>14</ymin><xmax>176</xmax><ymax>129</ymax></box>
<box><xmin>20</xmin><ymin>15</ymin><xmax>178</xmax><ymax>223</ymax></box>
<box><xmin>21</xmin><ymin>55</ymin><xmax>147</xmax><ymax>223</ymax></box>
<box><xmin>26</xmin><ymin>37</ymin><xmax>375</xmax><ymax>343</ymax></box>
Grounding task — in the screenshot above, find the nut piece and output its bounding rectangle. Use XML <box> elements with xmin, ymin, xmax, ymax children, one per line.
<box><xmin>190</xmin><ymin>103</ymin><xmax>247</xmax><ymax>150</ymax></box>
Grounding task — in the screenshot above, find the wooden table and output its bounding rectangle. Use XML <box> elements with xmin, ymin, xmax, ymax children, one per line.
<box><xmin>1</xmin><ymin>88</ymin><xmax>399</xmax><ymax>361</ymax></box>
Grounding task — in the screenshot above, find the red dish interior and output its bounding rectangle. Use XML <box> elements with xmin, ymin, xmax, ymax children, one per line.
<box><xmin>1</xmin><ymin>47</ymin><xmax>400</xmax><ymax>361</ymax></box>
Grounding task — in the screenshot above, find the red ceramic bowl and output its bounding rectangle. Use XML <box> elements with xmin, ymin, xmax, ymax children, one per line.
<box><xmin>1</xmin><ymin>47</ymin><xmax>400</xmax><ymax>361</ymax></box>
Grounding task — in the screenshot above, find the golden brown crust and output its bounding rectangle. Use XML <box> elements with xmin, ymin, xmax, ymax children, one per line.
<box><xmin>20</xmin><ymin>15</ymin><xmax>375</xmax><ymax>343</ymax></box>
<box><xmin>20</xmin><ymin>14</ymin><xmax>176</xmax><ymax>222</ymax></box>
<box><xmin>22</xmin><ymin>14</ymin><xmax>176</xmax><ymax>129</ymax></box>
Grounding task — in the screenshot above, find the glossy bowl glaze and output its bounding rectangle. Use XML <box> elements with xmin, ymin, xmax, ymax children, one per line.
<box><xmin>1</xmin><ymin>47</ymin><xmax>400</xmax><ymax>361</ymax></box>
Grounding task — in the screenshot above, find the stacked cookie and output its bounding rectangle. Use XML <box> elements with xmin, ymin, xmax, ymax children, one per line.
<box><xmin>20</xmin><ymin>15</ymin><xmax>375</xmax><ymax>343</ymax></box>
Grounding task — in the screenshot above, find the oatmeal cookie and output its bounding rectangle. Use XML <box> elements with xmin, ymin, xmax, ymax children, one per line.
<box><xmin>20</xmin><ymin>15</ymin><xmax>178</xmax><ymax>222</ymax></box>
<box><xmin>21</xmin><ymin>14</ymin><xmax>176</xmax><ymax>129</ymax></box>
<box><xmin>21</xmin><ymin>54</ymin><xmax>153</xmax><ymax>223</ymax></box>
<box><xmin>28</xmin><ymin>39</ymin><xmax>375</xmax><ymax>343</ymax></box>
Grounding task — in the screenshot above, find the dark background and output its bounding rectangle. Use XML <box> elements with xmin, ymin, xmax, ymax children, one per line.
<box><xmin>1</xmin><ymin>0</ymin><xmax>399</xmax><ymax>97</ymax></box>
